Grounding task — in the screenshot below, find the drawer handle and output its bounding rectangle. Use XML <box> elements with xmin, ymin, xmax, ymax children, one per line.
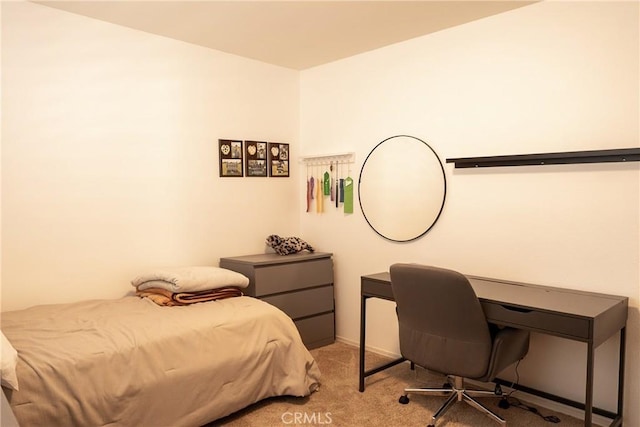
<box><xmin>501</xmin><ymin>305</ymin><xmax>532</xmax><ymax>313</ymax></box>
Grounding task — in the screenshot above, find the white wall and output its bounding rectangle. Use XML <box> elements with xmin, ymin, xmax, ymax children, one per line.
<box><xmin>1</xmin><ymin>2</ymin><xmax>300</xmax><ymax>311</ymax></box>
<box><xmin>300</xmin><ymin>1</ymin><xmax>639</xmax><ymax>424</ymax></box>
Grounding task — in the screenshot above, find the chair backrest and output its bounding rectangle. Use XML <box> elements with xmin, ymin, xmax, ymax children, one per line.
<box><xmin>390</xmin><ymin>263</ymin><xmax>492</xmax><ymax>379</ymax></box>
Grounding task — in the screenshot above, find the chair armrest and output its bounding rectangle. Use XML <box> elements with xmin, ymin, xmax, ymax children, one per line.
<box><xmin>480</xmin><ymin>327</ymin><xmax>530</xmax><ymax>382</ymax></box>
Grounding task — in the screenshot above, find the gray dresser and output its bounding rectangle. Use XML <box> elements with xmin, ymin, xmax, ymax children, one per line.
<box><xmin>219</xmin><ymin>252</ymin><xmax>334</xmax><ymax>349</ymax></box>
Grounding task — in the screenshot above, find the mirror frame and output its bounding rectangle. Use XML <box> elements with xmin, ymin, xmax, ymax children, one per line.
<box><xmin>358</xmin><ymin>135</ymin><xmax>447</xmax><ymax>242</ymax></box>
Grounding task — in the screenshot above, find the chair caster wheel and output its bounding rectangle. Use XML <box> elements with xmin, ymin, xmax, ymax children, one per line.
<box><xmin>428</xmin><ymin>424</ymin><xmax>435</xmax><ymax>427</ymax></box>
<box><xmin>398</xmin><ymin>395</ymin><xmax>410</xmax><ymax>404</ymax></box>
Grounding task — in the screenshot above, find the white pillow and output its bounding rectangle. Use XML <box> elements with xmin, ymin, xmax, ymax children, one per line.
<box><xmin>1</xmin><ymin>332</ymin><xmax>19</xmax><ymax>390</ymax></box>
<box><xmin>132</xmin><ymin>266</ymin><xmax>250</xmax><ymax>293</ymax></box>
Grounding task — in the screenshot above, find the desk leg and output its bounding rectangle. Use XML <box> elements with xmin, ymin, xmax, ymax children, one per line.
<box><xmin>358</xmin><ymin>293</ymin><xmax>409</xmax><ymax>393</ymax></box>
<box><xmin>585</xmin><ymin>341</ymin><xmax>594</xmax><ymax>426</ymax></box>
<box><xmin>359</xmin><ymin>295</ymin><xmax>367</xmax><ymax>392</ymax></box>
<box><xmin>616</xmin><ymin>327</ymin><xmax>626</xmax><ymax>422</ymax></box>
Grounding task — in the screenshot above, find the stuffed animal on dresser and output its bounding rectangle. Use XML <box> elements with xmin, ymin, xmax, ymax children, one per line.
<box><xmin>265</xmin><ymin>235</ymin><xmax>315</xmax><ymax>256</ymax></box>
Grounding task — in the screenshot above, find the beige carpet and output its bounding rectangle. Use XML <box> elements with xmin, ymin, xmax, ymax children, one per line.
<box><xmin>213</xmin><ymin>341</ymin><xmax>584</xmax><ymax>427</ymax></box>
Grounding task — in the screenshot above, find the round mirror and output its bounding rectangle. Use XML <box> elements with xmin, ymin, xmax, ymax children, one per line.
<box><xmin>358</xmin><ymin>135</ymin><xmax>446</xmax><ymax>242</ymax></box>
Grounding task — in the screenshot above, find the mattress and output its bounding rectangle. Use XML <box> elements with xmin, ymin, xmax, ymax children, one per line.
<box><xmin>1</xmin><ymin>296</ymin><xmax>320</xmax><ymax>426</ymax></box>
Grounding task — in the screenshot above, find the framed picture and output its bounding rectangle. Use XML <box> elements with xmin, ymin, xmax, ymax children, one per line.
<box><xmin>219</xmin><ymin>139</ymin><xmax>243</xmax><ymax>177</ymax></box>
<box><xmin>268</xmin><ymin>142</ymin><xmax>290</xmax><ymax>177</ymax></box>
<box><xmin>244</xmin><ymin>140</ymin><xmax>268</xmax><ymax>177</ymax></box>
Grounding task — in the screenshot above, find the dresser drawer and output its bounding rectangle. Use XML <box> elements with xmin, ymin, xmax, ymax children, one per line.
<box><xmin>261</xmin><ymin>286</ymin><xmax>334</xmax><ymax>320</ymax></box>
<box><xmin>482</xmin><ymin>302</ymin><xmax>590</xmax><ymax>339</ymax></box>
<box><xmin>295</xmin><ymin>312</ymin><xmax>335</xmax><ymax>349</ymax></box>
<box><xmin>253</xmin><ymin>258</ymin><xmax>333</xmax><ymax>296</ymax></box>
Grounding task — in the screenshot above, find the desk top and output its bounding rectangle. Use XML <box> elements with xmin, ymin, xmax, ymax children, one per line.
<box><xmin>361</xmin><ymin>272</ymin><xmax>628</xmax><ymax>345</ymax></box>
<box><xmin>362</xmin><ymin>272</ymin><xmax>626</xmax><ymax>317</ymax></box>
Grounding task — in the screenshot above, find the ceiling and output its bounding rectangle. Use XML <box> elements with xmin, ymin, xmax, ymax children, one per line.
<box><xmin>36</xmin><ymin>1</ymin><xmax>537</xmax><ymax>70</ymax></box>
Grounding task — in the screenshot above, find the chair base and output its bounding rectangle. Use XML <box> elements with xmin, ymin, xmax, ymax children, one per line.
<box><xmin>400</xmin><ymin>376</ymin><xmax>506</xmax><ymax>426</ymax></box>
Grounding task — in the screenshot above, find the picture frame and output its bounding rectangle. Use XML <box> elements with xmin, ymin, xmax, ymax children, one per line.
<box><xmin>244</xmin><ymin>140</ymin><xmax>268</xmax><ymax>177</ymax></box>
<box><xmin>219</xmin><ymin>139</ymin><xmax>244</xmax><ymax>177</ymax></box>
<box><xmin>268</xmin><ymin>142</ymin><xmax>290</xmax><ymax>177</ymax></box>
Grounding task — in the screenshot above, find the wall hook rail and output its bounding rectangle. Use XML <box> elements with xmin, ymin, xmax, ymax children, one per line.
<box><xmin>300</xmin><ymin>152</ymin><xmax>355</xmax><ymax>166</ymax></box>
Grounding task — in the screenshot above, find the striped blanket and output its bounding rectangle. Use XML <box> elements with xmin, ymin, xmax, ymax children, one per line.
<box><xmin>136</xmin><ymin>286</ymin><xmax>243</xmax><ymax>306</ymax></box>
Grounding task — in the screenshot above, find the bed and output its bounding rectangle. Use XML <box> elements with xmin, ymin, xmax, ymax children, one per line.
<box><xmin>1</xmin><ymin>293</ymin><xmax>321</xmax><ymax>426</ymax></box>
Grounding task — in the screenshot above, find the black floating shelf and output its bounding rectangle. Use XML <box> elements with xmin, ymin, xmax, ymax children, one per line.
<box><xmin>446</xmin><ymin>148</ymin><xmax>640</xmax><ymax>168</ymax></box>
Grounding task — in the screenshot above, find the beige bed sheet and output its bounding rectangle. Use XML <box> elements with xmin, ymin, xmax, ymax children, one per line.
<box><xmin>1</xmin><ymin>296</ymin><xmax>320</xmax><ymax>426</ymax></box>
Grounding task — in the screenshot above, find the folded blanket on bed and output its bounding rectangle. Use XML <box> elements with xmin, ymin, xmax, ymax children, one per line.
<box><xmin>136</xmin><ymin>287</ymin><xmax>244</xmax><ymax>306</ymax></box>
<box><xmin>132</xmin><ymin>266</ymin><xmax>249</xmax><ymax>293</ymax></box>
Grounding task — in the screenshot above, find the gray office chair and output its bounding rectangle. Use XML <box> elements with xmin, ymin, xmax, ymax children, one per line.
<box><xmin>390</xmin><ymin>263</ymin><xmax>530</xmax><ymax>427</ymax></box>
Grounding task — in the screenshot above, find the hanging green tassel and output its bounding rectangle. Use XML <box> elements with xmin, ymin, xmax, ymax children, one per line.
<box><xmin>343</xmin><ymin>177</ymin><xmax>354</xmax><ymax>213</ymax></box>
<box><xmin>323</xmin><ymin>171</ymin><xmax>330</xmax><ymax>196</ymax></box>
